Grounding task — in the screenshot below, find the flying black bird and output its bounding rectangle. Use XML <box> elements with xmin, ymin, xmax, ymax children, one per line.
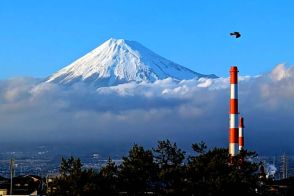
<box><xmin>230</xmin><ymin>32</ymin><xmax>241</xmax><ymax>38</ymax></box>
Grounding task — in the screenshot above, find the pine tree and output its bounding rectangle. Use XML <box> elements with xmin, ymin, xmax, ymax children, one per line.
<box><xmin>153</xmin><ymin>139</ymin><xmax>186</xmax><ymax>194</ymax></box>
<box><xmin>119</xmin><ymin>144</ymin><xmax>158</xmax><ymax>194</ymax></box>
<box><xmin>99</xmin><ymin>157</ymin><xmax>119</xmax><ymax>194</ymax></box>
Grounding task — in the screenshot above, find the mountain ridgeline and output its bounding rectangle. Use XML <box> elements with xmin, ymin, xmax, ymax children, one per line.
<box><xmin>46</xmin><ymin>38</ymin><xmax>217</xmax><ymax>87</ymax></box>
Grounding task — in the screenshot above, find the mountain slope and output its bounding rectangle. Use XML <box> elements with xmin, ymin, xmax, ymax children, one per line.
<box><xmin>46</xmin><ymin>38</ymin><xmax>217</xmax><ymax>86</ymax></box>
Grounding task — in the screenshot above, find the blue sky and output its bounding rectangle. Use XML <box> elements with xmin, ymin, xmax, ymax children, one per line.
<box><xmin>1</xmin><ymin>0</ymin><xmax>293</xmax><ymax>79</ymax></box>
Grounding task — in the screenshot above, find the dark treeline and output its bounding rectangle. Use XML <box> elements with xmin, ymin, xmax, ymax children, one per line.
<box><xmin>48</xmin><ymin>140</ymin><xmax>293</xmax><ymax>196</ymax></box>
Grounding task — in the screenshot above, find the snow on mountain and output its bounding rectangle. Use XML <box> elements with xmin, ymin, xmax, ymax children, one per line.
<box><xmin>46</xmin><ymin>38</ymin><xmax>217</xmax><ymax>87</ymax></box>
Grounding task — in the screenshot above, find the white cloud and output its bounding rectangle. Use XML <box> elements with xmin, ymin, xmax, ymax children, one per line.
<box><xmin>0</xmin><ymin>64</ymin><xmax>293</xmax><ymax>154</ymax></box>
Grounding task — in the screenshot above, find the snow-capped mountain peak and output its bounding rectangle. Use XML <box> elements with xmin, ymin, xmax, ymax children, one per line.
<box><xmin>46</xmin><ymin>38</ymin><xmax>217</xmax><ymax>86</ymax></box>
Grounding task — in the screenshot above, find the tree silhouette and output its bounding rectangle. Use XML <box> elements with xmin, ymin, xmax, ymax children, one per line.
<box><xmin>119</xmin><ymin>144</ymin><xmax>158</xmax><ymax>194</ymax></box>
<box><xmin>153</xmin><ymin>139</ymin><xmax>186</xmax><ymax>194</ymax></box>
<box><xmin>99</xmin><ymin>157</ymin><xmax>119</xmax><ymax>194</ymax></box>
<box><xmin>186</xmin><ymin>142</ymin><xmax>259</xmax><ymax>196</ymax></box>
<box><xmin>49</xmin><ymin>141</ymin><xmax>288</xmax><ymax>195</ymax></box>
<box><xmin>53</xmin><ymin>156</ymin><xmax>98</xmax><ymax>195</ymax></box>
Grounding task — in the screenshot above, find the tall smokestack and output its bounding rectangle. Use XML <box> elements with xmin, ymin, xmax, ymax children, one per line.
<box><xmin>229</xmin><ymin>66</ymin><xmax>239</xmax><ymax>156</ymax></box>
<box><xmin>239</xmin><ymin>117</ymin><xmax>244</xmax><ymax>150</ymax></box>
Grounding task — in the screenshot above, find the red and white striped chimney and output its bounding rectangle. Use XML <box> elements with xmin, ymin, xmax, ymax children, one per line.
<box><xmin>239</xmin><ymin>117</ymin><xmax>244</xmax><ymax>150</ymax></box>
<box><xmin>229</xmin><ymin>66</ymin><xmax>239</xmax><ymax>156</ymax></box>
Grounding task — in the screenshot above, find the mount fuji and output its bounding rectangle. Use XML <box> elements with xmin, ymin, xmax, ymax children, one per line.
<box><xmin>46</xmin><ymin>38</ymin><xmax>217</xmax><ymax>87</ymax></box>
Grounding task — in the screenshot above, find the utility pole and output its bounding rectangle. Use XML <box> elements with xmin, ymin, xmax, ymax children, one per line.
<box><xmin>10</xmin><ymin>159</ymin><xmax>15</xmax><ymax>195</ymax></box>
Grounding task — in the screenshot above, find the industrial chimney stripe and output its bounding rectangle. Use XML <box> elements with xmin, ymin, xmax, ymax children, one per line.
<box><xmin>229</xmin><ymin>66</ymin><xmax>239</xmax><ymax>156</ymax></box>
<box><xmin>239</xmin><ymin>117</ymin><xmax>244</xmax><ymax>150</ymax></box>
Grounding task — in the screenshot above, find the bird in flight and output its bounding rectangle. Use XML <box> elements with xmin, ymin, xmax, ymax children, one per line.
<box><xmin>230</xmin><ymin>32</ymin><xmax>241</xmax><ymax>38</ymax></box>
